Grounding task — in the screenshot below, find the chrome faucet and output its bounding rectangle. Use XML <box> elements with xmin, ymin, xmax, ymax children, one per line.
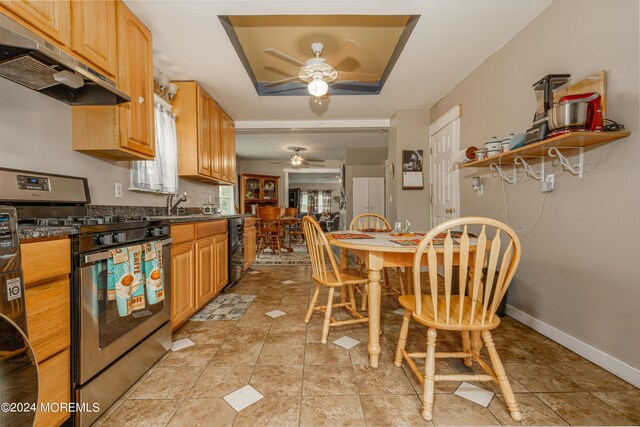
<box><xmin>166</xmin><ymin>192</ymin><xmax>188</xmax><ymax>215</ymax></box>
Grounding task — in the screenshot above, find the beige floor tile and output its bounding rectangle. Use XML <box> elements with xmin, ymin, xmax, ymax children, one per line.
<box><xmin>535</xmin><ymin>392</ymin><xmax>635</xmax><ymax>426</ymax></box>
<box><xmin>305</xmin><ymin>342</ymin><xmax>352</xmax><ymax>364</ymax></box>
<box><xmin>159</xmin><ymin>344</ymin><xmax>219</xmax><ymax>367</ymax></box>
<box><xmin>265</xmin><ymin>327</ymin><xmax>307</xmax><ymax>345</ymax></box>
<box><xmin>91</xmin><ymin>398</ymin><xmax>125</xmax><ymax>426</ymax></box>
<box><xmin>232</xmin><ymin>396</ymin><xmax>300</xmax><ymax>427</ymax></box>
<box><xmin>349</xmin><ymin>341</ymin><xmax>395</xmax><ymax>365</ymax></box>
<box><xmin>250</xmin><ymin>364</ymin><xmax>303</xmax><ymax>397</ymax></box>
<box><xmin>302</xmin><ymin>363</ymin><xmax>358</xmax><ymax>396</ymax></box>
<box><xmin>189</xmin><ymin>326</ymin><xmax>232</xmax><ymax>345</ymax></box>
<box><xmin>404</xmin><ymin>360</ymin><xmax>462</xmax><ymax>395</ymax></box>
<box><xmin>430</xmin><ymin>394</ymin><xmax>501</xmax><ymax>426</ymax></box>
<box><xmin>188</xmin><ymin>365</ymin><xmax>254</xmax><ymax>398</ymax></box>
<box><xmin>360</xmin><ymin>394</ymin><xmax>431</xmax><ymax>426</ymax></box>
<box><xmin>210</xmin><ymin>341</ymin><xmax>264</xmax><ymax>366</ymax></box>
<box><xmin>225</xmin><ymin>325</ymin><xmax>270</xmax><ymax>344</ymax></box>
<box><xmin>504</xmin><ymin>362</ymin><xmax>583</xmax><ymax>392</ymax></box>
<box><xmin>257</xmin><ymin>342</ymin><xmax>305</xmax><ymax>365</ymax></box>
<box><xmin>129</xmin><ymin>366</ymin><xmax>204</xmax><ymax>400</ymax></box>
<box><xmin>516</xmin><ymin>337</ymin><xmax>584</xmax><ymax>363</ymax></box>
<box><xmin>167</xmin><ymin>398</ymin><xmax>236</xmax><ymax>427</ymax></box>
<box><xmin>488</xmin><ymin>393</ymin><xmax>568</xmax><ymax>426</ymax></box>
<box><xmin>102</xmin><ymin>399</ymin><xmax>180</xmax><ymax>427</ymax></box>
<box><xmin>592</xmin><ymin>391</ymin><xmax>640</xmax><ymax>424</ymax></box>
<box><xmin>548</xmin><ymin>361</ymin><xmax>636</xmax><ymax>392</ymax></box>
<box><xmin>353</xmin><ymin>364</ymin><xmax>415</xmax><ymax>395</ymax></box>
<box><xmin>300</xmin><ymin>395</ymin><xmax>366</xmax><ymax>426</ymax></box>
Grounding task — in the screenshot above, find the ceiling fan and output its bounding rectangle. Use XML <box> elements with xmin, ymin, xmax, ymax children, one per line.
<box><xmin>271</xmin><ymin>147</ymin><xmax>325</xmax><ymax>167</ymax></box>
<box><xmin>264</xmin><ymin>40</ymin><xmax>377</xmax><ymax>97</ymax></box>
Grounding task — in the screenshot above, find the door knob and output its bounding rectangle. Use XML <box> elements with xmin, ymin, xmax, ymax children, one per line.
<box><xmin>445</xmin><ymin>208</ymin><xmax>456</xmax><ymax>214</ymax></box>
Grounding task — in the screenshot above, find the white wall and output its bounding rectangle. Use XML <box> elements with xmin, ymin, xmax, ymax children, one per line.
<box><xmin>386</xmin><ymin>110</ymin><xmax>430</xmax><ymax>230</ymax></box>
<box><xmin>0</xmin><ymin>78</ymin><xmax>220</xmax><ymax>207</ymax></box>
<box><xmin>430</xmin><ymin>0</ymin><xmax>640</xmax><ymax>370</ymax></box>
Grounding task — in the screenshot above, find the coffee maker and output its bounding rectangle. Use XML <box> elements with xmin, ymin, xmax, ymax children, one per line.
<box><xmin>524</xmin><ymin>74</ymin><xmax>571</xmax><ymax>145</ymax></box>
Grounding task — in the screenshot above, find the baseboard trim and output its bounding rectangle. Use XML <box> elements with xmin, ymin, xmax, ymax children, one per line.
<box><xmin>505</xmin><ymin>304</ymin><xmax>640</xmax><ymax>388</ymax></box>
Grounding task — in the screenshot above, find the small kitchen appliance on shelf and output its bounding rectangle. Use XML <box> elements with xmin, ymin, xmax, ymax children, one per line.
<box><xmin>547</xmin><ymin>92</ymin><xmax>603</xmax><ymax>137</ymax></box>
<box><xmin>524</xmin><ymin>73</ymin><xmax>571</xmax><ymax>145</ymax></box>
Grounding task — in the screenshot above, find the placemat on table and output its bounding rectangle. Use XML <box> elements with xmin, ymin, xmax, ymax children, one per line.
<box><xmin>332</xmin><ymin>233</ymin><xmax>374</xmax><ymax>239</ymax></box>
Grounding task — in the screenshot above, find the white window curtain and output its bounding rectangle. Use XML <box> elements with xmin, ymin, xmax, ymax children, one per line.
<box><xmin>299</xmin><ymin>190</ymin><xmax>332</xmax><ymax>214</ymax></box>
<box><xmin>130</xmin><ymin>97</ymin><xmax>179</xmax><ymax>194</ymax></box>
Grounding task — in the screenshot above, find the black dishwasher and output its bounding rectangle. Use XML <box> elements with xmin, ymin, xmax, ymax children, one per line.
<box><xmin>227</xmin><ymin>217</ymin><xmax>244</xmax><ymax>288</ymax></box>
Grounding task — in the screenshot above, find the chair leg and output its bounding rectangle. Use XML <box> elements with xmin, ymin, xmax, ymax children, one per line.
<box><xmin>360</xmin><ymin>283</ymin><xmax>368</xmax><ymax>311</ymax></box>
<box><xmin>482</xmin><ymin>330</ymin><xmax>522</xmax><ymax>422</ymax></box>
<box><xmin>305</xmin><ymin>284</ymin><xmax>321</xmax><ymax>323</ymax></box>
<box><xmin>348</xmin><ymin>284</ymin><xmax>357</xmax><ymax>312</ymax></box>
<box><xmin>383</xmin><ymin>267</ymin><xmax>390</xmax><ymax>289</ymax></box>
<box><xmin>394</xmin><ymin>309</ymin><xmax>411</xmax><ymax>367</ymax></box>
<box><xmin>397</xmin><ymin>268</ymin><xmax>406</xmax><ymax>295</ymax></box>
<box><xmin>321</xmin><ymin>287</ymin><xmax>335</xmax><ymax>344</ymax></box>
<box><xmin>461</xmin><ymin>331</ymin><xmax>473</xmax><ymax>367</ymax></box>
<box><xmin>470</xmin><ymin>330</ymin><xmax>482</xmax><ymax>357</ymax></box>
<box><xmin>421</xmin><ymin>327</ymin><xmax>437</xmax><ymax>421</ymax></box>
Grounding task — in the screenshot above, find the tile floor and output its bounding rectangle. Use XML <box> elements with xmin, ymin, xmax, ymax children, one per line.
<box><xmin>95</xmin><ymin>266</ymin><xmax>639</xmax><ymax>426</ymax></box>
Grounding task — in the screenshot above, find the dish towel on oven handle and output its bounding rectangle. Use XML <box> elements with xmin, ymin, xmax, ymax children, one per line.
<box><xmin>143</xmin><ymin>241</ymin><xmax>165</xmax><ymax>305</ymax></box>
<box><xmin>107</xmin><ymin>245</ymin><xmax>146</xmax><ymax>317</ymax></box>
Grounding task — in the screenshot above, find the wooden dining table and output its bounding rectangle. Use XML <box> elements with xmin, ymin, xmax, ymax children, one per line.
<box><xmin>326</xmin><ymin>231</ymin><xmax>479</xmax><ymax>368</ymax></box>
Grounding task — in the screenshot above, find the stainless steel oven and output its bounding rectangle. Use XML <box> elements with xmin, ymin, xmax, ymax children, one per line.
<box><xmin>73</xmin><ymin>223</ymin><xmax>172</xmax><ymax>426</ymax></box>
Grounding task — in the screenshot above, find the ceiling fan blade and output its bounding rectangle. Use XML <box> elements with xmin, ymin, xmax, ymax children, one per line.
<box><xmin>304</xmin><ymin>158</ymin><xmax>325</xmax><ymax>163</ymax></box>
<box><xmin>264</xmin><ymin>48</ymin><xmax>306</xmax><ymax>66</ymax></box>
<box><xmin>265</xmin><ymin>76</ymin><xmax>301</xmax><ymax>87</ymax></box>
<box><xmin>337</xmin><ymin>71</ymin><xmax>378</xmax><ymax>82</ymax></box>
<box><xmin>324</xmin><ymin>39</ymin><xmax>359</xmax><ymax>67</ymax></box>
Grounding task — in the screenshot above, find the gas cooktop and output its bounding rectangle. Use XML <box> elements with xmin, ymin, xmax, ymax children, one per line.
<box><xmin>20</xmin><ymin>215</ymin><xmax>153</xmax><ymax>227</ymax></box>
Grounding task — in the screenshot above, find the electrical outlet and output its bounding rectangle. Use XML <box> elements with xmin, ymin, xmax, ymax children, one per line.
<box><xmin>115</xmin><ymin>183</ymin><xmax>123</xmax><ymax>198</ymax></box>
<box><xmin>542</xmin><ymin>174</ymin><xmax>555</xmax><ymax>192</ymax></box>
<box><xmin>477</xmin><ymin>185</ymin><xmax>484</xmax><ymax>196</ymax></box>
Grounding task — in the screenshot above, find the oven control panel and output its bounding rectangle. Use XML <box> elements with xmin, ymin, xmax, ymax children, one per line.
<box><xmin>17</xmin><ymin>175</ymin><xmax>50</xmax><ymax>191</ymax></box>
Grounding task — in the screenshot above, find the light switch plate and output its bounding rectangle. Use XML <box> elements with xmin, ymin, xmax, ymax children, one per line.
<box><xmin>542</xmin><ymin>174</ymin><xmax>555</xmax><ymax>192</ymax></box>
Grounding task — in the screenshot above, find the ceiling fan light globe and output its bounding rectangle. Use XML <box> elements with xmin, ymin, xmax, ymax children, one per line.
<box><xmin>308</xmin><ymin>77</ymin><xmax>328</xmax><ymax>97</ymax></box>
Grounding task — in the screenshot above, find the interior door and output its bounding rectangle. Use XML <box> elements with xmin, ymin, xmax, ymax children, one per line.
<box><xmin>367</xmin><ymin>177</ymin><xmax>385</xmax><ymax>217</ymax></box>
<box><xmin>352</xmin><ymin>177</ymin><xmax>369</xmax><ymax>218</ymax></box>
<box><xmin>430</xmin><ymin>119</ymin><xmax>460</xmax><ymax>227</ymax></box>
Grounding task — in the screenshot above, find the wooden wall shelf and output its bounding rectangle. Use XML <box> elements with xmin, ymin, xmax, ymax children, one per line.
<box><xmin>461</xmin><ymin>131</ymin><xmax>630</xmax><ymax>168</ymax></box>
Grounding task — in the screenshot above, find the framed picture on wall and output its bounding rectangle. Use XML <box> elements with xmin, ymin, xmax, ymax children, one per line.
<box><xmin>402</xmin><ymin>150</ymin><xmax>424</xmax><ymax>190</ymax></box>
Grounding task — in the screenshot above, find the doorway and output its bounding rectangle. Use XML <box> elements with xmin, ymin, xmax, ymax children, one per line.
<box><xmin>429</xmin><ymin>105</ymin><xmax>461</xmax><ymax>227</ymax></box>
<box><xmin>283</xmin><ymin>168</ymin><xmax>342</xmax><ymax>219</ymax></box>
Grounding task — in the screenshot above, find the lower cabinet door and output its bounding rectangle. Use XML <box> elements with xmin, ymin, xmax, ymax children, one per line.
<box><xmin>214</xmin><ymin>233</ymin><xmax>228</xmax><ymax>292</ymax></box>
<box><xmin>35</xmin><ymin>348</ymin><xmax>70</xmax><ymax>427</ymax></box>
<box><xmin>195</xmin><ymin>237</ymin><xmax>216</xmax><ymax>308</ymax></box>
<box><xmin>170</xmin><ymin>242</ymin><xmax>195</xmax><ymax>330</ymax></box>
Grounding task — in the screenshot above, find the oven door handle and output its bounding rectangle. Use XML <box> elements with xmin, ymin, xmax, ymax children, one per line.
<box><xmin>83</xmin><ymin>238</ymin><xmax>172</xmax><ymax>264</ymax></box>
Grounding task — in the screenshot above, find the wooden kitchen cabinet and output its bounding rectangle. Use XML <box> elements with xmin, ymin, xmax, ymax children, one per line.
<box><xmin>243</xmin><ymin>218</ymin><xmax>257</xmax><ymax>270</ymax></box>
<box><xmin>20</xmin><ymin>237</ymin><xmax>71</xmax><ymax>427</ymax></box>
<box><xmin>0</xmin><ymin>0</ymin><xmax>71</xmax><ymax>46</ymax></box>
<box><xmin>239</xmin><ymin>174</ymin><xmax>280</xmax><ymax>214</ymax></box>
<box><xmin>70</xmin><ymin>0</ymin><xmax>117</xmax><ymax>78</ymax></box>
<box><xmin>171</xmin><ymin>220</ymin><xmax>228</xmax><ymax>331</ymax></box>
<box><xmin>172</xmin><ymin>81</ymin><xmax>236</xmax><ymax>184</ymax></box>
<box><xmin>195</xmin><ymin>237</ymin><xmax>216</xmax><ymax>308</ymax></box>
<box><xmin>170</xmin><ymin>241</ymin><xmax>196</xmax><ymax>330</ymax></box>
<box><xmin>72</xmin><ymin>1</ymin><xmax>154</xmax><ymax>160</ymax></box>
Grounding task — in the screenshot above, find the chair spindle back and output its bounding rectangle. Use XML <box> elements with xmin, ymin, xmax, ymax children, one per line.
<box><xmin>350</xmin><ymin>213</ymin><xmax>391</xmax><ymax>232</ymax></box>
<box><xmin>413</xmin><ymin>217</ymin><xmax>521</xmax><ymax>326</ymax></box>
<box><xmin>302</xmin><ymin>215</ymin><xmax>342</xmax><ymax>284</ymax></box>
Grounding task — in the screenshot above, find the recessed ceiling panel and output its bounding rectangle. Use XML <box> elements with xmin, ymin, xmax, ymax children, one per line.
<box><xmin>220</xmin><ymin>15</ymin><xmax>418</xmax><ymax>96</ymax></box>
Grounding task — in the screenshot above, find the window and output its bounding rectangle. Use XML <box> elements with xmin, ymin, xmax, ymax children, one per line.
<box><xmin>130</xmin><ymin>98</ymin><xmax>178</xmax><ymax>194</ymax></box>
<box><xmin>299</xmin><ymin>190</ymin><xmax>332</xmax><ymax>214</ymax></box>
<box><xmin>219</xmin><ymin>186</ymin><xmax>234</xmax><ymax>215</ymax></box>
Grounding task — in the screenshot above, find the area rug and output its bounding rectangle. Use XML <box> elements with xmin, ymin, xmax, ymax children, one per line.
<box><xmin>190</xmin><ymin>294</ymin><xmax>257</xmax><ymax>321</ymax></box>
<box><xmin>254</xmin><ymin>245</ymin><xmax>312</xmax><ymax>266</ymax></box>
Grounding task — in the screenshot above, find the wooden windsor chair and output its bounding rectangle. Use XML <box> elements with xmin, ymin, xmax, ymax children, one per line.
<box><xmin>283</xmin><ymin>207</ymin><xmax>304</xmax><ymax>246</ymax></box>
<box><xmin>301</xmin><ymin>215</ymin><xmax>369</xmax><ymax>344</ymax></box>
<box><xmin>256</xmin><ymin>206</ymin><xmax>282</xmax><ymax>256</ymax></box>
<box><xmin>393</xmin><ymin>217</ymin><xmax>523</xmax><ymax>422</ymax></box>
<box><xmin>349</xmin><ymin>213</ymin><xmax>406</xmax><ymax>310</ymax></box>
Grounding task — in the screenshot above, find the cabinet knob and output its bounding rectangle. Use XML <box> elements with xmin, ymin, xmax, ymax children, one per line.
<box><xmin>138</xmin><ymin>96</ymin><xmax>144</xmax><ymax>104</ymax></box>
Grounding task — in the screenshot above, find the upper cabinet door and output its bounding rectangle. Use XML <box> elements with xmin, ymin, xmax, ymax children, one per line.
<box><xmin>209</xmin><ymin>99</ymin><xmax>222</xmax><ymax>180</ymax></box>
<box><xmin>117</xmin><ymin>2</ymin><xmax>154</xmax><ymax>158</ymax></box>
<box><xmin>197</xmin><ymin>88</ymin><xmax>212</xmax><ymax>177</ymax></box>
<box><xmin>220</xmin><ymin>113</ymin><xmax>230</xmax><ymax>182</ymax></box>
<box><xmin>71</xmin><ymin>0</ymin><xmax>117</xmax><ymax>78</ymax></box>
<box><xmin>228</xmin><ymin>120</ymin><xmax>236</xmax><ymax>184</ymax></box>
<box><xmin>0</xmin><ymin>0</ymin><xmax>70</xmax><ymax>45</ymax></box>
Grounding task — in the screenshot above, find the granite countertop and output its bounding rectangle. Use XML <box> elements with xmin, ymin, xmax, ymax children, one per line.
<box><xmin>19</xmin><ymin>225</ymin><xmax>78</xmax><ymax>241</ymax></box>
